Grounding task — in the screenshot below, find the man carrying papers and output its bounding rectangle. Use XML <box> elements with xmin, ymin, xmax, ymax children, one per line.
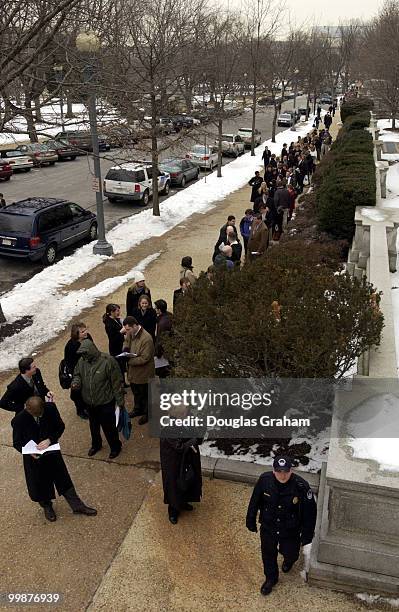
<box><xmin>11</xmin><ymin>397</ymin><xmax>97</xmax><ymax>522</ymax></box>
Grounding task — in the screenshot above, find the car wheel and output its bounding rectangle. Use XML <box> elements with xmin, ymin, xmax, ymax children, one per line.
<box><xmin>49</xmin><ymin>161</ymin><xmax>56</xmax><ymax>166</ymax></box>
<box><xmin>70</xmin><ymin>156</ymin><xmax>76</xmax><ymax>161</ymax></box>
<box><xmin>108</xmin><ymin>196</ymin><xmax>117</xmax><ymax>203</ymax></box>
<box><xmin>162</xmin><ymin>181</ymin><xmax>170</xmax><ymax>195</ymax></box>
<box><xmin>25</xmin><ymin>168</ymin><xmax>31</xmax><ymax>172</ymax></box>
<box><xmin>43</xmin><ymin>243</ymin><xmax>57</xmax><ymax>265</ymax></box>
<box><xmin>181</xmin><ymin>176</ymin><xmax>186</xmax><ymax>188</ymax></box>
<box><xmin>88</xmin><ymin>223</ymin><xmax>98</xmax><ymax>241</ymax></box>
<box><xmin>196</xmin><ymin>169</ymin><xmax>200</xmax><ymax>179</ymax></box>
<box><xmin>4</xmin><ymin>176</ymin><xmax>11</xmax><ymax>181</ymax></box>
<box><xmin>141</xmin><ymin>190</ymin><xmax>150</xmax><ymax>206</ymax></box>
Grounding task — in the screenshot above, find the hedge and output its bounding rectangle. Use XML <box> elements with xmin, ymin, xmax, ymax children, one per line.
<box><xmin>340</xmin><ymin>96</ymin><xmax>374</xmax><ymax>123</ymax></box>
<box><xmin>315</xmin><ymin>117</ymin><xmax>376</xmax><ymax>241</ymax></box>
<box><xmin>341</xmin><ymin>112</ymin><xmax>371</xmax><ymax>131</ymax></box>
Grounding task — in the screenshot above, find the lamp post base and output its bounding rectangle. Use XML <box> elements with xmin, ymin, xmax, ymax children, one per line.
<box><xmin>93</xmin><ymin>239</ymin><xmax>114</xmax><ymax>256</ymax></box>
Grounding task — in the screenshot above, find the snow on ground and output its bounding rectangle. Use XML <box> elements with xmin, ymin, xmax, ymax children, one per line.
<box><xmin>356</xmin><ymin>593</ymin><xmax>399</xmax><ymax>608</ymax></box>
<box><xmin>0</xmin><ymin>102</ymin><xmax>119</xmax><ymax>145</ymax></box>
<box><xmin>200</xmin><ymin>425</ymin><xmax>329</xmax><ymax>473</ymax></box>
<box><xmin>0</xmin><ymin>254</ymin><xmax>159</xmax><ymax>372</ymax></box>
<box><xmin>348</xmin><ymin>393</ymin><xmax>399</xmax><ymax>472</ymax></box>
<box><xmin>0</xmin><ymin>119</ymin><xmax>316</xmax><ymax>372</ymax></box>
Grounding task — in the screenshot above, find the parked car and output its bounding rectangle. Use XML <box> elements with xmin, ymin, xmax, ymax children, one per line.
<box><xmin>237</xmin><ymin>127</ymin><xmax>262</xmax><ymax>148</ymax></box>
<box><xmin>44</xmin><ymin>139</ymin><xmax>77</xmax><ymax>161</ymax></box>
<box><xmin>100</xmin><ymin>124</ymin><xmax>139</xmax><ymax>148</ymax></box>
<box><xmin>186</xmin><ymin>144</ymin><xmax>218</xmax><ymax>169</ymax></box>
<box><xmin>54</xmin><ymin>131</ymin><xmax>109</xmax><ymax>153</ymax></box>
<box><xmin>0</xmin><ymin>149</ymin><xmax>34</xmax><ymax>172</ymax></box>
<box><xmin>17</xmin><ymin>143</ymin><xmax>58</xmax><ymax>167</ymax></box>
<box><xmin>0</xmin><ymin>160</ymin><xmax>13</xmax><ymax>181</ymax></box>
<box><xmin>296</xmin><ymin>107</ymin><xmax>309</xmax><ymax>119</ymax></box>
<box><xmin>220</xmin><ymin>134</ymin><xmax>245</xmax><ymax>157</ymax></box>
<box><xmin>159</xmin><ymin>158</ymin><xmax>199</xmax><ymax>187</ymax></box>
<box><xmin>320</xmin><ymin>94</ymin><xmax>333</xmax><ymax>105</ymax></box>
<box><xmin>277</xmin><ymin>112</ymin><xmax>295</xmax><ymax>127</ymax></box>
<box><xmin>0</xmin><ymin>198</ymin><xmax>97</xmax><ymax>265</ymax></box>
<box><xmin>182</xmin><ymin>115</ymin><xmax>201</xmax><ymax>126</ymax></box>
<box><xmin>171</xmin><ymin>115</ymin><xmax>194</xmax><ymax>131</ymax></box>
<box><xmin>103</xmin><ymin>162</ymin><xmax>171</xmax><ymax>205</ymax></box>
<box><xmin>159</xmin><ymin>117</ymin><xmax>174</xmax><ymax>134</ymax></box>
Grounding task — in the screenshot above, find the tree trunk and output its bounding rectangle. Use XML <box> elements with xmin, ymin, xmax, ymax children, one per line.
<box><xmin>392</xmin><ymin>115</ymin><xmax>396</xmax><ymax>130</ymax></box>
<box><xmin>271</xmin><ymin>104</ymin><xmax>278</xmax><ymax>143</ymax></box>
<box><xmin>24</xmin><ymin>92</ymin><xmax>38</xmax><ymax>142</ymax></box>
<box><xmin>217</xmin><ymin>116</ymin><xmax>223</xmax><ymax>178</ymax></box>
<box><xmin>0</xmin><ymin>303</ymin><xmax>6</xmax><ymax>324</ymax></box>
<box><xmin>34</xmin><ymin>96</ymin><xmax>42</xmax><ymax>122</ymax></box>
<box><xmin>66</xmin><ymin>95</ymin><xmax>74</xmax><ymax>118</ymax></box>
<box><xmin>151</xmin><ymin>95</ymin><xmax>160</xmax><ymax>217</ymax></box>
<box><xmin>306</xmin><ymin>90</ymin><xmax>311</xmax><ymax>119</ymax></box>
<box><xmin>250</xmin><ymin>81</ymin><xmax>257</xmax><ymax>156</ymax></box>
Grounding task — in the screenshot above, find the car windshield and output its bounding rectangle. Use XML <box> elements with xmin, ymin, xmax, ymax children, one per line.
<box><xmin>192</xmin><ymin>146</ymin><xmax>208</xmax><ymax>154</ymax></box>
<box><xmin>105</xmin><ymin>169</ymin><xmax>142</xmax><ymax>182</ymax></box>
<box><xmin>160</xmin><ymin>161</ymin><xmax>181</xmax><ymax>171</ymax></box>
<box><xmin>222</xmin><ymin>136</ymin><xmax>234</xmax><ymax>142</ymax></box>
<box><xmin>239</xmin><ymin>129</ymin><xmax>252</xmax><ymax>133</ymax></box>
<box><xmin>0</xmin><ymin>213</ymin><xmax>33</xmax><ymax>233</ymax></box>
<box><xmin>280</xmin><ymin>114</ymin><xmax>290</xmax><ymax>118</ymax></box>
<box><xmin>4</xmin><ymin>150</ymin><xmax>24</xmax><ymax>158</ymax></box>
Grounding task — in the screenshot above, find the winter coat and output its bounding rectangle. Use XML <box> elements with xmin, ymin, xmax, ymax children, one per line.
<box><xmin>132</xmin><ymin>307</ymin><xmax>157</xmax><ymax>342</ymax></box>
<box><xmin>64</xmin><ymin>332</ymin><xmax>94</xmax><ymax>372</ymax></box>
<box><xmin>180</xmin><ymin>266</ymin><xmax>197</xmax><ymax>286</ymax></box>
<box><xmin>124</xmin><ymin>326</ymin><xmax>155</xmax><ymax>384</ymax></box>
<box><xmin>0</xmin><ymin>370</ymin><xmax>49</xmax><ymax>414</ymax></box>
<box><xmin>214</xmin><ymin>253</ymin><xmax>234</xmax><ymax>269</ymax></box>
<box><xmin>11</xmin><ymin>403</ymin><xmax>73</xmax><ymax>502</ymax></box>
<box><xmin>104</xmin><ymin>317</ymin><xmax>124</xmax><ymax>357</ymax></box>
<box><xmin>274</xmin><ymin>186</ymin><xmax>291</xmax><ymax>210</ymax></box>
<box><xmin>71</xmin><ymin>340</ymin><xmax>124</xmax><ymax>407</ymax></box>
<box><xmin>247</xmin><ymin>222</ymin><xmax>269</xmax><ymax>261</ymax></box>
<box><xmin>160</xmin><ymin>437</ymin><xmax>202</xmax><ymax>510</ymax></box>
<box><xmin>246</xmin><ymin>472</ymin><xmax>317</xmax><ymax>545</ymax></box>
<box><xmin>240</xmin><ymin>216</ymin><xmax>253</xmax><ymax>239</ymax></box>
<box><xmin>126</xmin><ymin>286</ymin><xmax>152</xmax><ymax>317</ymax></box>
<box><xmin>155</xmin><ymin>312</ymin><xmax>173</xmax><ymax>359</ymax></box>
<box><xmin>248</xmin><ymin>175</ymin><xmax>263</xmax><ymax>202</ymax></box>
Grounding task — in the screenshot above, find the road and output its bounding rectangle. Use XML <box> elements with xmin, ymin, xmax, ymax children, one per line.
<box><xmin>0</xmin><ymin>97</ymin><xmax>307</xmax><ymax>293</ymax></box>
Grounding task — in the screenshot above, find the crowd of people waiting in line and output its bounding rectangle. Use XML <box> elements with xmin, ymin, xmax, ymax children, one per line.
<box><xmin>0</xmin><ymin>110</ymin><xmax>332</xmax><ymax>548</ymax></box>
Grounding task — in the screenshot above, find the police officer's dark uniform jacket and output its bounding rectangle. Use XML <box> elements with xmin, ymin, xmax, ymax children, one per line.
<box><xmin>246</xmin><ymin>467</ymin><xmax>317</xmax><ymax>582</ymax></box>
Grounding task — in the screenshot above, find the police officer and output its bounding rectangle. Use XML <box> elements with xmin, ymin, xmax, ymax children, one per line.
<box><xmin>246</xmin><ymin>455</ymin><xmax>317</xmax><ymax>596</ymax></box>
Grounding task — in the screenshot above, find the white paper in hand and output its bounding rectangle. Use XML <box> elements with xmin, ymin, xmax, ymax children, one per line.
<box><xmin>22</xmin><ymin>440</ymin><xmax>61</xmax><ymax>455</ymax></box>
<box><xmin>115</xmin><ymin>352</ymin><xmax>137</xmax><ymax>358</ymax></box>
<box><xmin>115</xmin><ymin>405</ymin><xmax>120</xmax><ymax>427</ymax></box>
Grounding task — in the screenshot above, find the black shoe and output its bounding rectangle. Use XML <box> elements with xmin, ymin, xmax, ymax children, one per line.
<box><xmin>124</xmin><ymin>383</ymin><xmax>130</xmax><ymax>388</ymax></box>
<box><xmin>43</xmin><ymin>504</ymin><xmax>56</xmax><ymax>522</ymax></box>
<box><xmin>168</xmin><ymin>514</ymin><xmax>178</xmax><ymax>524</ymax></box>
<box><xmin>77</xmin><ymin>410</ymin><xmax>89</xmax><ymax>420</ymax></box>
<box><xmin>282</xmin><ymin>560</ymin><xmax>294</xmax><ymax>573</ymax></box>
<box><xmin>182</xmin><ymin>503</ymin><xmax>193</xmax><ymax>511</ymax></box>
<box><xmin>128</xmin><ymin>410</ymin><xmax>143</xmax><ymax>418</ymax></box>
<box><xmin>109</xmin><ymin>448</ymin><xmax>121</xmax><ymax>459</ymax></box>
<box><xmin>138</xmin><ymin>415</ymin><xmax>148</xmax><ymax>425</ymax></box>
<box><xmin>73</xmin><ymin>503</ymin><xmax>97</xmax><ymax>516</ymax></box>
<box><xmin>88</xmin><ymin>446</ymin><xmax>102</xmax><ymax>457</ymax></box>
<box><xmin>260</xmin><ymin>579</ymin><xmax>277</xmax><ymax>596</ymax></box>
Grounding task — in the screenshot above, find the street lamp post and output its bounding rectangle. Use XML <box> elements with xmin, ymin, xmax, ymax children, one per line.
<box><xmin>76</xmin><ymin>31</ymin><xmax>113</xmax><ymax>257</ymax></box>
<box><xmin>53</xmin><ymin>65</ymin><xmax>65</xmax><ymax>130</ymax></box>
<box><xmin>293</xmin><ymin>69</ymin><xmax>299</xmax><ymax>111</ymax></box>
<box><xmin>243</xmin><ymin>72</ymin><xmax>247</xmax><ymax>107</ymax></box>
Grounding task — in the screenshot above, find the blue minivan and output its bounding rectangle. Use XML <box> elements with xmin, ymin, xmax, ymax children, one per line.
<box><xmin>0</xmin><ymin>198</ymin><xmax>97</xmax><ymax>265</ymax></box>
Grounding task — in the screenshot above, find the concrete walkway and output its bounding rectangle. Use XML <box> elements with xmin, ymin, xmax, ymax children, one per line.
<box><xmin>0</xmin><ymin>114</ymin><xmax>372</xmax><ymax>612</ymax></box>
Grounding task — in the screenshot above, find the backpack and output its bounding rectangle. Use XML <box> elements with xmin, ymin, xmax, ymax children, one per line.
<box><xmin>58</xmin><ymin>359</ymin><xmax>72</xmax><ymax>389</ymax></box>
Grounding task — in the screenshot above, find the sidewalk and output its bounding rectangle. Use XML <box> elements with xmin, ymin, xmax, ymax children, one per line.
<box><xmin>0</xmin><ymin>116</ymin><xmax>364</xmax><ymax>612</ymax></box>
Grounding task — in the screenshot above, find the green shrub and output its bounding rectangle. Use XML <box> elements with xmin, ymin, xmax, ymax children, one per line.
<box><xmin>342</xmin><ymin>112</ymin><xmax>371</xmax><ymax>131</ymax></box>
<box><xmin>340</xmin><ymin>96</ymin><xmax>374</xmax><ymax>122</ymax></box>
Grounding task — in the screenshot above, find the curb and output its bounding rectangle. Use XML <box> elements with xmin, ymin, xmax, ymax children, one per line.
<box><xmin>201</xmin><ymin>455</ymin><xmax>320</xmax><ymax>492</ymax></box>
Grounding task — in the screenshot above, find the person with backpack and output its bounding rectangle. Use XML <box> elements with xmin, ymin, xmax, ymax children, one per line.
<box><xmin>63</xmin><ymin>322</ymin><xmax>92</xmax><ymax>419</ymax></box>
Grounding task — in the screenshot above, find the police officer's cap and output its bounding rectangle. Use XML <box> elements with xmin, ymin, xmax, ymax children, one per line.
<box><xmin>273</xmin><ymin>455</ymin><xmax>293</xmax><ymax>472</ymax></box>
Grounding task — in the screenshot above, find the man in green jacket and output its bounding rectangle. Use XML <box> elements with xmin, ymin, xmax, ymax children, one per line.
<box><xmin>71</xmin><ymin>339</ymin><xmax>124</xmax><ymax>459</ymax></box>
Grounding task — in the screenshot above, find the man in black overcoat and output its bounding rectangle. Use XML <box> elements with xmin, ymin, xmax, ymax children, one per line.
<box><xmin>12</xmin><ymin>396</ymin><xmax>97</xmax><ymax>522</ymax></box>
<box><xmin>0</xmin><ymin>357</ymin><xmax>51</xmax><ymax>414</ymax></box>
<box><xmin>160</xmin><ymin>436</ymin><xmax>202</xmax><ymax>524</ymax></box>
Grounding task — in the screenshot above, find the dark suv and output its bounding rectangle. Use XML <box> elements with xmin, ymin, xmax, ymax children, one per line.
<box><xmin>0</xmin><ymin>198</ymin><xmax>97</xmax><ymax>265</ymax></box>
